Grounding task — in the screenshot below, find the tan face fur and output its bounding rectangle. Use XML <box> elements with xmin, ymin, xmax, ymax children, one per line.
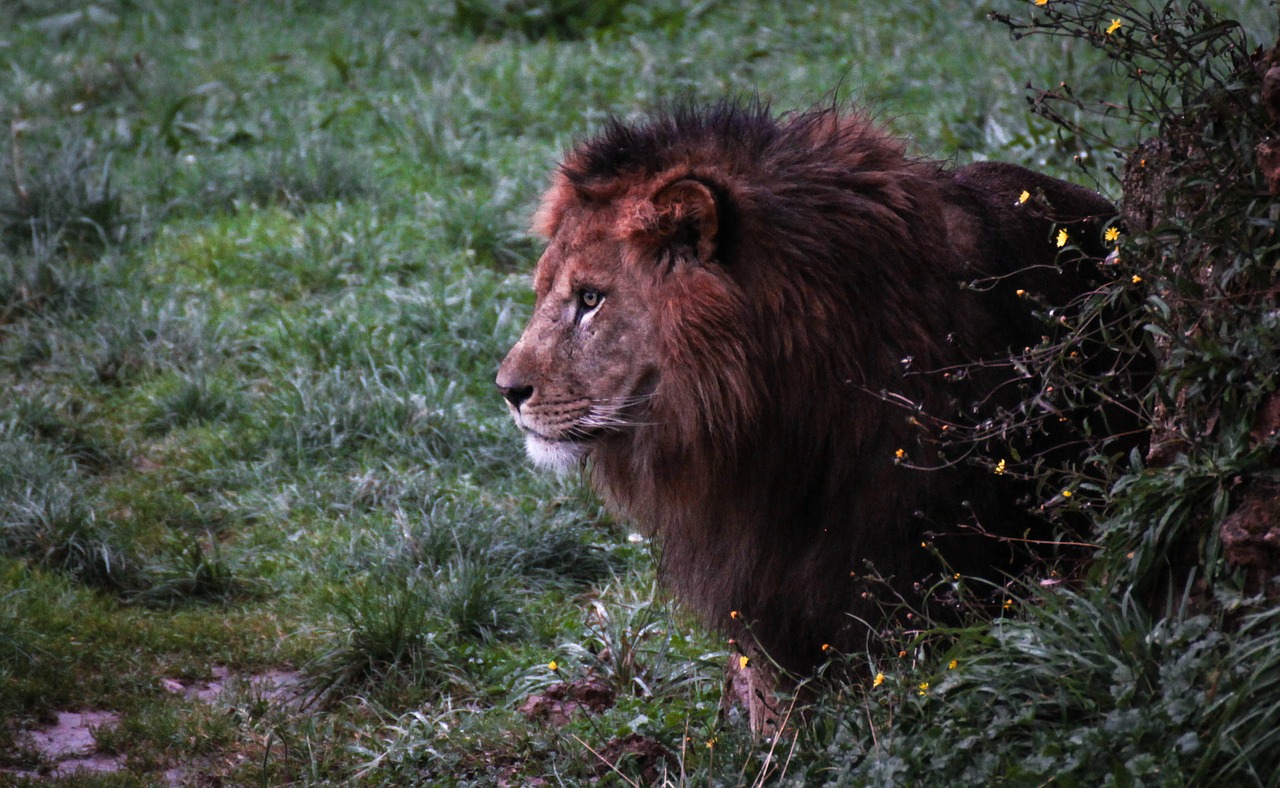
<box><xmin>496</xmin><ymin>200</ymin><xmax>662</xmax><ymax>472</ymax></box>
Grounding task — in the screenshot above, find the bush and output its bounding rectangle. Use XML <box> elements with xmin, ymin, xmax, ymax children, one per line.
<box><xmin>990</xmin><ymin>1</ymin><xmax>1279</xmax><ymax>600</ymax></box>
<box><xmin>818</xmin><ymin>3</ymin><xmax>1280</xmax><ymax>783</ymax></box>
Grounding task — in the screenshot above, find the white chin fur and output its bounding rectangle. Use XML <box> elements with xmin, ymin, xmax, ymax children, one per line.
<box><xmin>524</xmin><ymin>433</ymin><xmax>588</xmax><ymax>473</ymax></box>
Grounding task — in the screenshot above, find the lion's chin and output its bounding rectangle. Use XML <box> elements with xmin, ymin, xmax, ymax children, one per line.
<box><xmin>524</xmin><ymin>433</ymin><xmax>589</xmax><ymax>474</ymax></box>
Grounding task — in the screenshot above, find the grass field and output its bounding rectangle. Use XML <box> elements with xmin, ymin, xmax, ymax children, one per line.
<box><xmin>2</xmin><ymin>0</ymin><xmax>1277</xmax><ymax>785</ymax></box>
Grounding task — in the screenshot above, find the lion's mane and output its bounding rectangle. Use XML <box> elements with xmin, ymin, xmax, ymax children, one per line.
<box><xmin>537</xmin><ymin>102</ymin><xmax>1116</xmax><ymax>674</ymax></box>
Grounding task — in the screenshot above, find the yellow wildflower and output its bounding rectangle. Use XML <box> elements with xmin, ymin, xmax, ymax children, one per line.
<box><xmin>917</xmin><ymin>682</ymin><xmax>929</xmax><ymax>696</ymax></box>
<box><xmin>730</xmin><ymin>610</ymin><xmax>739</xmax><ymax>620</ymax></box>
<box><xmin>873</xmin><ymin>672</ymin><xmax>885</xmax><ymax>687</ymax></box>
<box><xmin>1015</xmin><ymin>289</ymin><xmax>1026</xmax><ymax>297</ymax></box>
<box><xmin>548</xmin><ymin>660</ymin><xmax>558</xmax><ymax>671</ymax></box>
<box><xmin>1003</xmin><ymin>598</ymin><xmax>1014</xmax><ymax>610</ymax></box>
<box><xmin>1062</xmin><ymin>490</ymin><xmax>1073</xmax><ymax>498</ymax></box>
<box><xmin>706</xmin><ymin>737</ymin><xmax>717</xmax><ymax>749</ymax></box>
<box><xmin>739</xmin><ymin>655</ymin><xmax>750</xmax><ymax>669</ymax></box>
<box><xmin>948</xmin><ymin>659</ymin><xmax>958</xmax><ymax>670</ymax></box>
<box><xmin>1018</xmin><ymin>189</ymin><xmax>1031</xmax><ymax>203</ymax></box>
<box><xmin>821</xmin><ymin>643</ymin><xmax>831</xmax><ymax>652</ymax></box>
<box><xmin>1035</xmin><ymin>0</ymin><xmax>1048</xmax><ymax>5</ymax></box>
<box><xmin>994</xmin><ymin>458</ymin><xmax>1007</xmax><ymax>475</ymax></box>
<box><xmin>1107</xmin><ymin>18</ymin><xmax>1122</xmax><ymax>34</ymax></box>
<box><xmin>1105</xmin><ymin>227</ymin><xmax>1121</xmax><ymax>242</ymax></box>
<box><xmin>1132</xmin><ymin>275</ymin><xmax>1143</xmax><ymax>284</ymax></box>
<box><xmin>1056</xmin><ymin>229</ymin><xmax>1069</xmax><ymax>248</ymax></box>
<box><xmin>895</xmin><ymin>448</ymin><xmax>906</xmax><ymax>459</ymax></box>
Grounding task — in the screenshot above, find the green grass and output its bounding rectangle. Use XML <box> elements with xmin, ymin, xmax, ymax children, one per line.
<box><xmin>1</xmin><ymin>0</ymin><xmax>1275</xmax><ymax>784</ymax></box>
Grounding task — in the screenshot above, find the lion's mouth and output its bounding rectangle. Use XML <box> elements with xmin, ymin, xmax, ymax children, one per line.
<box><xmin>513</xmin><ymin>417</ymin><xmax>597</xmax><ymax>444</ymax></box>
<box><xmin>522</xmin><ymin>426</ymin><xmax>591</xmax><ymax>444</ymax></box>
<box><xmin>521</xmin><ymin>429</ymin><xmax>591</xmax><ymax>472</ymax></box>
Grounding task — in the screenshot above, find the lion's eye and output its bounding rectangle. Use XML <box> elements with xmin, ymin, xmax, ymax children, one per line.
<box><xmin>578</xmin><ymin>289</ymin><xmax>602</xmax><ymax>312</ymax></box>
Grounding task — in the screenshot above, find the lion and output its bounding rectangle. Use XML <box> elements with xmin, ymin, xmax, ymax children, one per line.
<box><xmin>497</xmin><ymin>100</ymin><xmax>1118</xmax><ymax>728</ymax></box>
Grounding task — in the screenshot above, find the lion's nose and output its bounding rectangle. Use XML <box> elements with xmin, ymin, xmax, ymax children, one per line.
<box><xmin>498</xmin><ymin>382</ymin><xmax>534</xmax><ymax>411</ymax></box>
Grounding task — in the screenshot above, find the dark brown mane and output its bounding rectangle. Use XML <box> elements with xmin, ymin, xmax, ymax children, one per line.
<box><xmin>534</xmin><ymin>101</ymin><xmax>1118</xmax><ymax>675</ymax></box>
<box><xmin>561</xmin><ymin>99</ymin><xmax>785</xmax><ymax>189</ymax></box>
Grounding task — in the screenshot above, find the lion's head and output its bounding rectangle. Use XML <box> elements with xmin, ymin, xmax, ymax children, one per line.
<box><xmin>497</xmin><ymin>101</ymin><xmax>1119</xmax><ymax>678</ymax></box>
<box><xmin>497</xmin><ymin>147</ymin><xmax>759</xmax><ymax>477</ymax></box>
<box><xmin>493</xmin><ymin>178</ymin><xmax>707</xmax><ymax>473</ymax></box>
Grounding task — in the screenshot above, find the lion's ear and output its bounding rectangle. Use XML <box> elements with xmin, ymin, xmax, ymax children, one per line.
<box><xmin>651</xmin><ymin>178</ymin><xmax>719</xmax><ymax>264</ymax></box>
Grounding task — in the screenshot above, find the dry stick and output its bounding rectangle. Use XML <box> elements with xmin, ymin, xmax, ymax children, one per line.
<box><xmin>952</xmin><ymin>520</ymin><xmax>1102</xmax><ymax>550</ymax></box>
<box><xmin>10</xmin><ymin>119</ymin><xmax>29</xmax><ymax>204</ymax></box>
<box><xmin>571</xmin><ymin>733</ymin><xmax>640</xmax><ymax>788</ymax></box>
<box><xmin>752</xmin><ymin>691</ymin><xmax>801</xmax><ymax>788</ymax></box>
<box><xmin>679</xmin><ymin>717</ymin><xmax>690</xmax><ymax>786</ymax></box>
<box><xmin>776</xmin><ymin>715</ymin><xmax>804</xmax><ymax>785</ymax></box>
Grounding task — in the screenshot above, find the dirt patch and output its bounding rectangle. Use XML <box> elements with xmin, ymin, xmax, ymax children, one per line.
<box><xmin>1222</xmin><ymin>482</ymin><xmax>1280</xmax><ymax>596</ymax></box>
<box><xmin>594</xmin><ymin>733</ymin><xmax>673</xmax><ymax>783</ymax></box>
<box><xmin>4</xmin><ymin>668</ymin><xmax>307</xmax><ymax>784</ymax></box>
<box><xmin>8</xmin><ymin>710</ymin><xmax>124</xmax><ymax>779</ymax></box>
<box><xmin>517</xmin><ymin>680</ymin><xmax>616</xmax><ymax>726</ymax></box>
<box><xmin>161</xmin><ymin>665</ymin><xmax>307</xmax><ymax>707</ymax></box>
<box><xmin>156</xmin><ymin>667</ymin><xmax>307</xmax><ymax>786</ymax></box>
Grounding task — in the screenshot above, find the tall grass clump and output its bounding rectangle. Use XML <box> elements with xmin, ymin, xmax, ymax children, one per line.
<box><xmin>261</xmin><ymin>366</ymin><xmax>460</xmax><ymax>467</ymax></box>
<box><xmin>0</xmin><ymin>562</ymin><xmax>103</xmax><ymax>725</ymax></box>
<box><xmin>306</xmin><ymin>559</ymin><xmax>526</xmax><ymax>705</ymax></box>
<box><xmin>130</xmin><ymin>534</ymin><xmax>262</xmax><ymax>608</ymax></box>
<box><xmin>307</xmin><ymin>570</ymin><xmax>462</xmax><ymax>702</ymax></box>
<box><xmin>307</xmin><ymin>497</ymin><xmax>619</xmax><ymax>704</ymax></box>
<box><xmin>553</xmin><ymin>583</ymin><xmax>712</xmax><ymax>701</ymax></box>
<box><xmin>0</xmin><ymin>133</ymin><xmax>123</xmax><ymax>329</ymax></box>
<box><xmin>0</xmin><ymin>247</ymin><xmax>102</xmax><ymax>324</ymax></box>
<box><xmin>428</xmin><ymin>185</ymin><xmax>542</xmax><ymax>270</ymax></box>
<box><xmin>143</xmin><ymin>370</ymin><xmax>245</xmax><ymax>435</ymax></box>
<box><xmin>0</xmin><ymin>394</ymin><xmax>118</xmax><ymax>472</ymax></box>
<box><xmin>68</xmin><ymin>293</ymin><xmax>233</xmax><ymax>387</ymax></box>
<box><xmin>355</xmin><ymin>581</ymin><xmax>722</xmax><ymax>786</ymax></box>
<box><xmin>0</xmin><ymin>434</ymin><xmax>136</xmax><ymax>590</ymax></box>
<box><xmin>184</xmin><ymin>140</ymin><xmax>379</xmax><ymax>215</ymax></box>
<box><xmin>1</xmin><ymin>130</ymin><xmax>127</xmax><ymax>255</ymax></box>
